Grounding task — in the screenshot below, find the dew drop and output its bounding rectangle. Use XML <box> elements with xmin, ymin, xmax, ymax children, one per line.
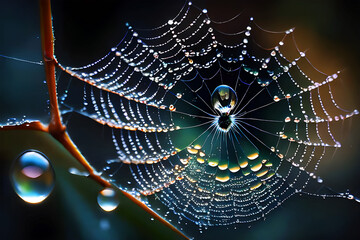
<box><xmin>68</xmin><ymin>167</ymin><xmax>89</xmax><ymax>177</ymax></box>
<box><xmin>211</xmin><ymin>85</ymin><xmax>237</xmax><ymax>115</ymax></box>
<box><xmin>10</xmin><ymin>150</ymin><xmax>55</xmax><ymax>204</ymax></box>
<box><xmin>347</xmin><ymin>194</ymin><xmax>354</xmax><ymax>200</ymax></box>
<box><xmin>97</xmin><ymin>188</ymin><xmax>120</xmax><ymax>212</ymax></box>
<box><xmin>273</xmin><ymin>96</ymin><xmax>280</xmax><ymax>102</ymax></box>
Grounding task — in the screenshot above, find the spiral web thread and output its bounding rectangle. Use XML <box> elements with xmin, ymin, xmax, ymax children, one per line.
<box><xmin>56</xmin><ymin>1</ymin><xmax>359</xmax><ymax>227</ymax></box>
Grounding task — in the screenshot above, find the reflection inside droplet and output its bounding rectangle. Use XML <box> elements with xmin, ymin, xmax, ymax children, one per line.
<box><xmin>97</xmin><ymin>188</ymin><xmax>120</xmax><ymax>212</ymax></box>
<box><xmin>211</xmin><ymin>85</ymin><xmax>237</xmax><ymax>115</ymax></box>
<box><xmin>10</xmin><ymin>150</ymin><xmax>55</xmax><ymax>204</ymax></box>
<box><xmin>22</xmin><ymin>165</ymin><xmax>43</xmax><ymax>178</ymax></box>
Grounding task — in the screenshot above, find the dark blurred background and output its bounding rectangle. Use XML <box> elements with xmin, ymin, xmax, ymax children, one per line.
<box><xmin>0</xmin><ymin>0</ymin><xmax>360</xmax><ymax>239</ymax></box>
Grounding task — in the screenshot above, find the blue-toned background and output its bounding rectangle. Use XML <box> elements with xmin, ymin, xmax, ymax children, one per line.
<box><xmin>0</xmin><ymin>0</ymin><xmax>359</xmax><ymax>239</ymax></box>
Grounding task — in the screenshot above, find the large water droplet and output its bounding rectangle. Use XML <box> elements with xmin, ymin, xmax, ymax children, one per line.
<box><xmin>10</xmin><ymin>150</ymin><xmax>55</xmax><ymax>204</ymax></box>
<box><xmin>211</xmin><ymin>85</ymin><xmax>237</xmax><ymax>115</ymax></box>
<box><xmin>97</xmin><ymin>188</ymin><xmax>120</xmax><ymax>212</ymax></box>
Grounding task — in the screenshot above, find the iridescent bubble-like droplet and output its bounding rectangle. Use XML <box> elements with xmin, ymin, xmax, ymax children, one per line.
<box><xmin>211</xmin><ymin>85</ymin><xmax>237</xmax><ymax>115</ymax></box>
<box><xmin>97</xmin><ymin>188</ymin><xmax>120</xmax><ymax>212</ymax></box>
<box><xmin>10</xmin><ymin>150</ymin><xmax>55</xmax><ymax>204</ymax></box>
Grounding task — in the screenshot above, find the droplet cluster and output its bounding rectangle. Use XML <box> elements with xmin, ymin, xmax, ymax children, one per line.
<box><xmin>56</xmin><ymin>1</ymin><xmax>359</xmax><ymax>228</ymax></box>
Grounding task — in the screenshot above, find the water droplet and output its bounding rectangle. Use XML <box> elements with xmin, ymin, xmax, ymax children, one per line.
<box><xmin>68</xmin><ymin>167</ymin><xmax>89</xmax><ymax>177</ymax></box>
<box><xmin>97</xmin><ymin>188</ymin><xmax>120</xmax><ymax>212</ymax></box>
<box><xmin>202</xmin><ymin>9</ymin><xmax>208</xmax><ymax>14</ymax></box>
<box><xmin>273</xmin><ymin>96</ymin><xmax>280</xmax><ymax>102</ymax></box>
<box><xmin>211</xmin><ymin>85</ymin><xmax>237</xmax><ymax>115</ymax></box>
<box><xmin>10</xmin><ymin>150</ymin><xmax>55</xmax><ymax>204</ymax></box>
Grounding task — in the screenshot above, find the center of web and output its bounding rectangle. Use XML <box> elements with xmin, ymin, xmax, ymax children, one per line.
<box><xmin>217</xmin><ymin>114</ymin><xmax>234</xmax><ymax>132</ymax></box>
<box><xmin>211</xmin><ymin>85</ymin><xmax>237</xmax><ymax>132</ymax></box>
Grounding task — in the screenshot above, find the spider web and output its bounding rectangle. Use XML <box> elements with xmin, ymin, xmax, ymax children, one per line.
<box><xmin>55</xmin><ymin>1</ymin><xmax>359</xmax><ymax>228</ymax></box>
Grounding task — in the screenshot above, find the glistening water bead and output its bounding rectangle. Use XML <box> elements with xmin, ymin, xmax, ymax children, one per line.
<box><xmin>10</xmin><ymin>150</ymin><xmax>55</xmax><ymax>204</ymax></box>
<box><xmin>211</xmin><ymin>85</ymin><xmax>237</xmax><ymax>115</ymax></box>
<box><xmin>211</xmin><ymin>85</ymin><xmax>237</xmax><ymax>132</ymax></box>
<box><xmin>97</xmin><ymin>188</ymin><xmax>120</xmax><ymax>212</ymax></box>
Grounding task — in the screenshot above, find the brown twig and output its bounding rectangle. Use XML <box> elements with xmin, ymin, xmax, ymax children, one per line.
<box><xmin>36</xmin><ymin>0</ymin><xmax>188</xmax><ymax>238</ymax></box>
